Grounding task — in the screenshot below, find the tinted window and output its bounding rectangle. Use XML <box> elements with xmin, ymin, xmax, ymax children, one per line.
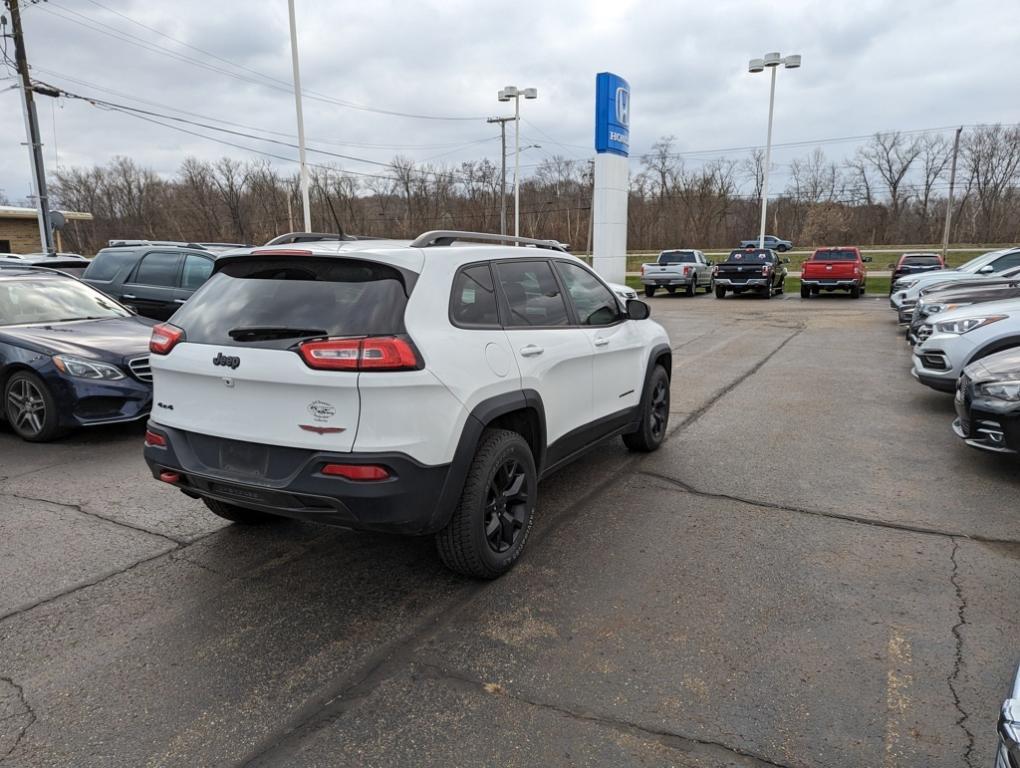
<box><xmin>901</xmin><ymin>255</ymin><xmax>941</xmax><ymax>267</ymax></box>
<box><xmin>659</xmin><ymin>251</ymin><xmax>696</xmax><ymax>264</ymax></box>
<box><xmin>727</xmin><ymin>250</ymin><xmax>771</xmax><ymax>262</ymax></box>
<box><xmin>181</xmin><ymin>254</ymin><xmax>214</xmax><ymax>290</ymax></box>
<box><xmin>0</xmin><ymin>277</ymin><xmax>130</xmax><ymax>325</ymax></box>
<box><xmin>992</xmin><ymin>253</ymin><xmax>1020</xmax><ymax>271</ymax></box>
<box><xmin>172</xmin><ymin>257</ymin><xmax>409</xmax><ymax>348</ymax></box>
<box><xmin>132</xmin><ymin>252</ymin><xmax>181</xmax><ymax>287</ymax></box>
<box><xmin>812</xmin><ymin>250</ymin><xmax>857</xmax><ymax>260</ymax></box>
<box><xmin>450</xmin><ymin>264</ymin><xmax>499</xmax><ymax>328</ymax></box>
<box><xmin>555</xmin><ymin>261</ymin><xmax>621</xmax><ymax>326</ymax></box>
<box><xmin>84</xmin><ymin>249</ymin><xmax>141</xmax><ymax>281</ymax></box>
<box><xmin>495</xmin><ymin>260</ymin><xmax>569</xmax><ymax>327</ymax></box>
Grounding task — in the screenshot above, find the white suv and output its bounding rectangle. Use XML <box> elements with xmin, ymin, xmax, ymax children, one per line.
<box><xmin>143</xmin><ymin>231</ymin><xmax>672</xmax><ymax>578</ymax></box>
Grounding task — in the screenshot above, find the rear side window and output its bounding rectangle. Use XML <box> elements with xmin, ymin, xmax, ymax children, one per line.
<box><xmin>450</xmin><ymin>264</ymin><xmax>499</xmax><ymax>328</ymax></box>
<box><xmin>495</xmin><ymin>260</ymin><xmax>569</xmax><ymax>327</ymax></box>
<box><xmin>132</xmin><ymin>252</ymin><xmax>181</xmax><ymax>286</ymax></box>
<box><xmin>181</xmin><ymin>254</ymin><xmax>214</xmax><ymax>290</ymax></box>
<box><xmin>554</xmin><ymin>261</ymin><xmax>621</xmax><ymax>326</ymax></box>
<box><xmin>172</xmin><ymin>257</ymin><xmax>410</xmax><ymax>347</ymax></box>
<box><xmin>83</xmin><ymin>249</ymin><xmax>140</xmax><ymax>281</ymax></box>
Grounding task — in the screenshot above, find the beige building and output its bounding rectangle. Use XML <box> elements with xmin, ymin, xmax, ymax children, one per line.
<box><xmin>0</xmin><ymin>206</ymin><xmax>93</xmax><ymax>254</ymax></box>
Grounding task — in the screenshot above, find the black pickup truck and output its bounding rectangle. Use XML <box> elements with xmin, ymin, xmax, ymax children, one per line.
<box><xmin>713</xmin><ymin>248</ymin><xmax>788</xmax><ymax>299</ymax></box>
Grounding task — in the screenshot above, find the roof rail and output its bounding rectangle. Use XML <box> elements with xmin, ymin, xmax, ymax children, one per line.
<box><xmin>410</xmin><ymin>230</ymin><xmax>568</xmax><ymax>252</ymax></box>
<box><xmin>107</xmin><ymin>239</ymin><xmax>209</xmax><ymax>250</ymax></box>
<box><xmin>264</xmin><ymin>231</ymin><xmax>358</xmax><ymax>246</ymax></box>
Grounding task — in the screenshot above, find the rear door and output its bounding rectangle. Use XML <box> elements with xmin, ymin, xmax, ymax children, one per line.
<box><xmin>121</xmin><ymin>250</ymin><xmax>183</xmax><ymax>320</ymax></box>
<box><xmin>151</xmin><ymin>256</ymin><xmax>414</xmax><ymax>452</ymax></box>
<box><xmin>553</xmin><ymin>260</ymin><xmax>644</xmax><ymax>421</ymax></box>
<box><xmin>493</xmin><ymin>259</ymin><xmax>593</xmax><ymax>446</ymax></box>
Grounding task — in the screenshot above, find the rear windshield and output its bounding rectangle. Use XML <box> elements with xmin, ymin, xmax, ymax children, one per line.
<box><xmin>171</xmin><ymin>257</ymin><xmax>411</xmax><ymax>347</ymax></box>
<box><xmin>83</xmin><ymin>249</ymin><xmax>140</xmax><ymax>281</ymax></box>
<box><xmin>901</xmin><ymin>255</ymin><xmax>941</xmax><ymax>267</ymax></box>
<box><xmin>659</xmin><ymin>251</ymin><xmax>696</xmax><ymax>264</ymax></box>
<box><xmin>811</xmin><ymin>250</ymin><xmax>857</xmax><ymax>260</ymax></box>
<box><xmin>726</xmin><ymin>250</ymin><xmax>770</xmax><ymax>262</ymax></box>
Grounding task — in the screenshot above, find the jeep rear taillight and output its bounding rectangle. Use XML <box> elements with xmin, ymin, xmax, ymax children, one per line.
<box><xmin>298</xmin><ymin>336</ymin><xmax>420</xmax><ymax>371</ymax></box>
<box><xmin>150</xmin><ymin>323</ymin><xmax>184</xmax><ymax>355</ymax></box>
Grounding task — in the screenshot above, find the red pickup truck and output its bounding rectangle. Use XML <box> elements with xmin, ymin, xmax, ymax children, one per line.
<box><xmin>800</xmin><ymin>247</ymin><xmax>872</xmax><ymax>299</ymax></box>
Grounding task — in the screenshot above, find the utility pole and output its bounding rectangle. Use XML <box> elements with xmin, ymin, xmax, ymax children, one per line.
<box><xmin>5</xmin><ymin>0</ymin><xmax>55</xmax><ymax>253</ymax></box>
<box><xmin>487</xmin><ymin>116</ymin><xmax>512</xmax><ymax>236</ymax></box>
<box><xmin>287</xmin><ymin>0</ymin><xmax>311</xmax><ymax>232</ymax></box>
<box><xmin>941</xmin><ymin>126</ymin><xmax>963</xmax><ymax>260</ymax></box>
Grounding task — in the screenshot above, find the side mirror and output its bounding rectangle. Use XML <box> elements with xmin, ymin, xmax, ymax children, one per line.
<box><xmin>979</xmin><ymin>265</ymin><xmax>995</xmax><ymax>274</ymax></box>
<box><xmin>626</xmin><ymin>299</ymin><xmax>650</xmax><ymax>320</ymax></box>
<box><xmin>862</xmin><ymin>256</ymin><xmax>873</xmax><ymax>263</ymax></box>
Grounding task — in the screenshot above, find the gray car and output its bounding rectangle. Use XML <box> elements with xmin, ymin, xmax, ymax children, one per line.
<box><xmin>739</xmin><ymin>234</ymin><xmax>792</xmax><ymax>252</ymax></box>
<box><xmin>640</xmin><ymin>249</ymin><xmax>713</xmax><ymax>297</ymax></box>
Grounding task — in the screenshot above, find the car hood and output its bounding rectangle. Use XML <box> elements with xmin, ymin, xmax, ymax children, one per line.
<box><xmin>0</xmin><ymin>316</ymin><xmax>155</xmax><ymax>362</ymax></box>
<box><xmin>965</xmin><ymin>346</ymin><xmax>1020</xmax><ymax>381</ymax></box>
<box><xmin>925</xmin><ymin>285</ymin><xmax>1020</xmax><ymax>307</ymax></box>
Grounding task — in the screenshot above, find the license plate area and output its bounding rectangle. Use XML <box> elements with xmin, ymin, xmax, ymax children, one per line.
<box><xmin>219</xmin><ymin>440</ymin><xmax>270</xmax><ymax>477</ymax></box>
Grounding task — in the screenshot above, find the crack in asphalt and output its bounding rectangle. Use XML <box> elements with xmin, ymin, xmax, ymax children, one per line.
<box><xmin>640</xmin><ymin>471</ymin><xmax>1020</xmax><ymax>546</ymax></box>
<box><xmin>0</xmin><ymin>676</ymin><xmax>36</xmax><ymax>763</ymax></box>
<box><xmin>415</xmin><ymin>663</ymin><xmax>796</xmax><ymax>768</ymax></box>
<box><xmin>3</xmin><ymin>491</ymin><xmax>185</xmax><ymax>546</ymax></box>
<box><xmin>947</xmin><ymin>539</ymin><xmax>976</xmax><ymax>768</ymax></box>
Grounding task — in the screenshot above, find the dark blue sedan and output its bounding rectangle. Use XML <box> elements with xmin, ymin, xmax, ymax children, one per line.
<box><xmin>0</xmin><ymin>267</ymin><xmax>155</xmax><ymax>441</ymax></box>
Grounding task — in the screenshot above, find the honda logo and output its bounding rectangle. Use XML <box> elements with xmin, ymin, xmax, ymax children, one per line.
<box><xmin>615</xmin><ymin>87</ymin><xmax>629</xmax><ymax>127</ymax></box>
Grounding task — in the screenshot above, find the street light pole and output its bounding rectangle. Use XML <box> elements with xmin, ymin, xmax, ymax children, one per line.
<box><xmin>287</xmin><ymin>0</ymin><xmax>311</xmax><ymax>232</ymax></box>
<box><xmin>748</xmin><ymin>52</ymin><xmax>800</xmax><ymax>250</ymax></box>
<box><xmin>941</xmin><ymin>126</ymin><xmax>963</xmax><ymax>260</ymax></box>
<box><xmin>498</xmin><ymin>85</ymin><xmax>537</xmax><ymax>240</ymax></box>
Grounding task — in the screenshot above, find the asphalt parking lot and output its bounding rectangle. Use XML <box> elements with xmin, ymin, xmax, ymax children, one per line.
<box><xmin>2</xmin><ymin>291</ymin><xmax>1018</xmax><ymax>768</ymax></box>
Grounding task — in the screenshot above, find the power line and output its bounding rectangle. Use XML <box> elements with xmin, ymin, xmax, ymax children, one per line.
<box><xmin>39</xmin><ymin>1</ymin><xmax>485</xmax><ymax>121</ymax></box>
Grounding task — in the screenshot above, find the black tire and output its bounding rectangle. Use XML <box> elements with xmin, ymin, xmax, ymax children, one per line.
<box><xmin>761</xmin><ymin>283</ymin><xmax>772</xmax><ymax>299</ymax></box>
<box><xmin>850</xmin><ymin>284</ymin><xmax>861</xmax><ymax>299</ymax></box>
<box><xmin>3</xmin><ymin>370</ymin><xmax>62</xmax><ymax>442</ymax></box>
<box><xmin>860</xmin><ymin>281</ymin><xmax>867</xmax><ymax>294</ymax></box>
<box><xmin>644</xmin><ymin>285</ymin><xmax>655</xmax><ymax>298</ymax></box>
<box><xmin>684</xmin><ymin>281</ymin><xmax>695</xmax><ymax>297</ymax></box>
<box><xmin>623</xmin><ymin>365</ymin><xmax>670</xmax><ymax>453</ymax></box>
<box><xmin>715</xmin><ymin>285</ymin><xmax>726</xmax><ymax>299</ymax></box>
<box><xmin>777</xmin><ymin>280</ymin><xmax>785</xmax><ymax>295</ymax></box>
<box><xmin>203</xmin><ymin>497</ymin><xmax>281</xmax><ymax>524</ymax></box>
<box><xmin>704</xmin><ymin>281</ymin><xmax>713</xmax><ymax>293</ymax></box>
<box><xmin>436</xmin><ymin>429</ymin><xmax>536</xmax><ymax>579</ymax></box>
<box><xmin>800</xmin><ymin>285</ymin><xmax>810</xmax><ymax>299</ymax></box>
<box><xmin>777</xmin><ymin>244</ymin><xmax>789</xmax><ymax>252</ymax></box>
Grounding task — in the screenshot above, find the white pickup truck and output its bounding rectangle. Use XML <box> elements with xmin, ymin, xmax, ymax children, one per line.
<box><xmin>640</xmin><ymin>250</ymin><xmax>714</xmax><ymax>297</ymax></box>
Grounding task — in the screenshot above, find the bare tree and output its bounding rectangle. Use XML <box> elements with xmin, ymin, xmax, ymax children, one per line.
<box><xmin>963</xmin><ymin>124</ymin><xmax>1020</xmax><ymax>242</ymax></box>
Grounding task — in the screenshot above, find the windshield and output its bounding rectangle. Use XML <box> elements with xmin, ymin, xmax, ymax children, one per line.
<box><xmin>811</xmin><ymin>250</ymin><xmax>857</xmax><ymax>260</ymax></box>
<box><xmin>0</xmin><ymin>277</ymin><xmax>130</xmax><ymax>326</ymax></box>
<box><xmin>659</xmin><ymin>251</ymin><xmax>696</xmax><ymax>264</ymax></box>
<box><xmin>172</xmin><ymin>257</ymin><xmax>410</xmax><ymax>347</ymax></box>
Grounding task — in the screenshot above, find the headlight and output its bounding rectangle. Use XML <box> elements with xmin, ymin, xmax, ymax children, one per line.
<box><xmin>53</xmin><ymin>355</ymin><xmax>125</xmax><ymax>381</ymax></box>
<box><xmin>933</xmin><ymin>315</ymin><xmax>1006</xmax><ymax>335</ymax></box>
<box><xmin>928</xmin><ymin>302</ymin><xmax>971</xmax><ymax>315</ymax></box>
<box><xmin>978</xmin><ymin>380</ymin><xmax>1020</xmax><ymax>401</ymax></box>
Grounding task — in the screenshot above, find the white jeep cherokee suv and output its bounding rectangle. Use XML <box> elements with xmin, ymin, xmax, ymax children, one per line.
<box><xmin>143</xmin><ymin>231</ymin><xmax>672</xmax><ymax>578</ymax></box>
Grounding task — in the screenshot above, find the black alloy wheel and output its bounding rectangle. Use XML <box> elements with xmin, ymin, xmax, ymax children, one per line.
<box><xmin>483</xmin><ymin>458</ymin><xmax>530</xmax><ymax>554</ymax></box>
<box><xmin>4</xmin><ymin>371</ymin><xmax>60</xmax><ymax>442</ymax></box>
<box><xmin>623</xmin><ymin>365</ymin><xmax>670</xmax><ymax>452</ymax></box>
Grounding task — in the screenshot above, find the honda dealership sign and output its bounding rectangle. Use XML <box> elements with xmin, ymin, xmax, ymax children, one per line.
<box><xmin>595</xmin><ymin>73</ymin><xmax>630</xmax><ymax>157</ymax></box>
<box><xmin>592</xmin><ymin>72</ymin><xmax>630</xmax><ymax>283</ymax></box>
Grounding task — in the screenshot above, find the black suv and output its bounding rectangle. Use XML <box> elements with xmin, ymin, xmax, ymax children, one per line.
<box><xmin>82</xmin><ymin>245</ymin><xmax>217</xmax><ymax>320</ymax></box>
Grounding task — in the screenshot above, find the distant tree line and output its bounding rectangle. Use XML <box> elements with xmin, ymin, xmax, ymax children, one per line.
<box><xmin>49</xmin><ymin>125</ymin><xmax>1020</xmax><ymax>255</ymax></box>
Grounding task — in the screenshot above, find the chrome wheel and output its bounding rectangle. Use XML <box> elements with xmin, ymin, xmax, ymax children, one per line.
<box><xmin>7</xmin><ymin>377</ymin><xmax>47</xmax><ymax>437</ymax></box>
<box><xmin>484</xmin><ymin>459</ymin><xmax>530</xmax><ymax>554</ymax></box>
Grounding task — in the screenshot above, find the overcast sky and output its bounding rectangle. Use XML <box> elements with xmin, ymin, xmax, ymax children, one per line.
<box><xmin>1</xmin><ymin>0</ymin><xmax>1017</xmax><ymax>204</ymax></box>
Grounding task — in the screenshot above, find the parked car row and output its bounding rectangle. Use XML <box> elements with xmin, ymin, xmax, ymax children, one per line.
<box><xmin>890</xmin><ymin>246</ymin><xmax>1020</xmax><ymax>454</ymax></box>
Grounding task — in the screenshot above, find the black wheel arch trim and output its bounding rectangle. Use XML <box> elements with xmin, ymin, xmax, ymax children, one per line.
<box><xmin>966</xmin><ymin>336</ymin><xmax>1020</xmax><ymax>368</ymax></box>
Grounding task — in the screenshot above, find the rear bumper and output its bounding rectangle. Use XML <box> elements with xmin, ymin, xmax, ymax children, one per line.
<box><xmin>801</xmin><ymin>278</ymin><xmax>858</xmax><ymax>288</ymax></box>
<box><xmin>714</xmin><ymin>278</ymin><xmax>767</xmax><ymax>287</ymax></box>
<box><xmin>641</xmin><ymin>276</ymin><xmax>694</xmax><ymax>287</ymax></box>
<box><xmin>143</xmin><ymin>422</ymin><xmax>456</xmax><ymax>534</ymax></box>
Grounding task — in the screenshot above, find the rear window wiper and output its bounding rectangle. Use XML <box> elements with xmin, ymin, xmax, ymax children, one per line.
<box><xmin>227</xmin><ymin>326</ymin><xmax>327</xmax><ymax>341</ymax></box>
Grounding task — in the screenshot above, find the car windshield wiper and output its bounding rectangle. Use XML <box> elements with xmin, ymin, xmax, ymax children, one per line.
<box><xmin>227</xmin><ymin>326</ymin><xmax>327</xmax><ymax>341</ymax></box>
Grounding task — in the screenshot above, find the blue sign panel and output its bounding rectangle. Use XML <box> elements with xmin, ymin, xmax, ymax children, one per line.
<box><xmin>595</xmin><ymin>72</ymin><xmax>630</xmax><ymax>157</ymax></box>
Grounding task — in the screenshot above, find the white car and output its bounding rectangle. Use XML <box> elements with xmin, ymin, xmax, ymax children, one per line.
<box><xmin>142</xmin><ymin>231</ymin><xmax>672</xmax><ymax>578</ymax></box>
<box><xmin>911</xmin><ymin>297</ymin><xmax>1020</xmax><ymax>392</ymax></box>
<box><xmin>890</xmin><ymin>248</ymin><xmax>1020</xmax><ymax>321</ymax></box>
<box><xmin>608</xmin><ymin>282</ymin><xmax>638</xmax><ymax>302</ymax></box>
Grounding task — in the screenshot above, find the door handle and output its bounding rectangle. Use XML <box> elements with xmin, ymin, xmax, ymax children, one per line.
<box><xmin>519</xmin><ymin>345</ymin><xmax>544</xmax><ymax>357</ymax></box>
<box><xmin>593</xmin><ymin>337</ymin><xmax>610</xmax><ymax>347</ymax></box>
<box><xmin>122</xmin><ymin>294</ymin><xmax>137</xmax><ymax>300</ymax></box>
